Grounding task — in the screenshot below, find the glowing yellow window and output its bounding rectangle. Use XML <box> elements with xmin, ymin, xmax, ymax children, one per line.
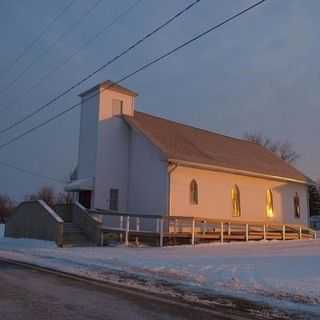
<box><xmin>231</xmin><ymin>185</ymin><xmax>241</xmax><ymax>217</ymax></box>
<box><xmin>190</xmin><ymin>179</ymin><xmax>198</xmax><ymax>205</ymax></box>
<box><xmin>294</xmin><ymin>193</ymin><xmax>300</xmax><ymax>218</ymax></box>
<box><xmin>266</xmin><ymin>189</ymin><xmax>274</xmax><ymax>218</ymax></box>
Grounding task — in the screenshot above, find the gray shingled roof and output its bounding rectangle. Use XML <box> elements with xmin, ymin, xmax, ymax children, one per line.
<box><xmin>124</xmin><ymin>111</ymin><xmax>307</xmax><ymax>183</ymax></box>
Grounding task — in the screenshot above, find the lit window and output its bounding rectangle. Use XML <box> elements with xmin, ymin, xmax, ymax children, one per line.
<box><xmin>266</xmin><ymin>189</ymin><xmax>274</xmax><ymax>218</ymax></box>
<box><xmin>231</xmin><ymin>185</ymin><xmax>241</xmax><ymax>217</ymax></box>
<box><xmin>294</xmin><ymin>192</ymin><xmax>300</xmax><ymax>218</ymax></box>
<box><xmin>190</xmin><ymin>180</ymin><xmax>198</xmax><ymax>205</ymax></box>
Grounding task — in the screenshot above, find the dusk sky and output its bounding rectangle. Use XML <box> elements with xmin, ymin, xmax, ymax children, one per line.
<box><xmin>0</xmin><ymin>0</ymin><xmax>319</xmax><ymax>200</ymax></box>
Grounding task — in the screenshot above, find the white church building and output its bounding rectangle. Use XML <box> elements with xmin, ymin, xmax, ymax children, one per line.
<box><xmin>65</xmin><ymin>81</ymin><xmax>309</xmax><ymax>227</ymax></box>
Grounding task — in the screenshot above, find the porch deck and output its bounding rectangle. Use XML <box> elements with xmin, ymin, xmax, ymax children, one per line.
<box><xmin>91</xmin><ymin>209</ymin><xmax>316</xmax><ymax>246</ymax></box>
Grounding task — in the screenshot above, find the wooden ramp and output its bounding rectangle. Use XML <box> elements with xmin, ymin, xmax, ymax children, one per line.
<box><xmin>90</xmin><ymin>209</ymin><xmax>316</xmax><ymax>247</ymax></box>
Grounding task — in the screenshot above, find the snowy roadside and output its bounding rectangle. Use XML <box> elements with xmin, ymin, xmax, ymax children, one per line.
<box><xmin>0</xmin><ymin>224</ymin><xmax>319</xmax><ymax>318</ymax></box>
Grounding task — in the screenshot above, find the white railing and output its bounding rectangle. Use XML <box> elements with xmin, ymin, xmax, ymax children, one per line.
<box><xmin>90</xmin><ymin>209</ymin><xmax>316</xmax><ymax>247</ymax></box>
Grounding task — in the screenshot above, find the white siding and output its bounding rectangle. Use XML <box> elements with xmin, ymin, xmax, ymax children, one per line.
<box><xmin>81</xmin><ymin>85</ymin><xmax>135</xmax><ymax>210</ymax></box>
<box><xmin>92</xmin><ymin>115</ymin><xmax>169</xmax><ymax>216</ymax></box>
<box><xmin>170</xmin><ymin>166</ymin><xmax>309</xmax><ymax>226</ymax></box>
<box><xmin>77</xmin><ymin>94</ymin><xmax>99</xmax><ymax>179</ymax></box>
<box><xmin>127</xmin><ymin>129</ymin><xmax>168</xmax><ymax>215</ymax></box>
<box><xmin>94</xmin><ymin>117</ymin><xmax>130</xmax><ymax>210</ymax></box>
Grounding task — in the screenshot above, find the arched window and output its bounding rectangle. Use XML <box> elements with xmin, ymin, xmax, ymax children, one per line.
<box><xmin>294</xmin><ymin>192</ymin><xmax>300</xmax><ymax>218</ymax></box>
<box><xmin>231</xmin><ymin>185</ymin><xmax>241</xmax><ymax>217</ymax></box>
<box><xmin>190</xmin><ymin>180</ymin><xmax>198</xmax><ymax>205</ymax></box>
<box><xmin>266</xmin><ymin>189</ymin><xmax>274</xmax><ymax>218</ymax></box>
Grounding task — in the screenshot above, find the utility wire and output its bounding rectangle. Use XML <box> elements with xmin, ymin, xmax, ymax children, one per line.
<box><xmin>0</xmin><ymin>0</ymin><xmax>103</xmax><ymax>97</ymax></box>
<box><xmin>0</xmin><ymin>160</ymin><xmax>66</xmax><ymax>183</ymax></box>
<box><xmin>0</xmin><ymin>0</ymin><xmax>201</xmax><ymax>135</ymax></box>
<box><xmin>0</xmin><ymin>0</ymin><xmax>268</xmax><ymax>152</ymax></box>
<box><xmin>0</xmin><ymin>0</ymin><xmax>267</xmax><ymax>185</ymax></box>
<box><xmin>0</xmin><ymin>0</ymin><xmax>76</xmax><ymax>78</ymax></box>
<box><xmin>0</xmin><ymin>0</ymin><xmax>198</xmax><ymax>185</ymax></box>
<box><xmin>0</xmin><ymin>0</ymin><xmax>143</xmax><ymax>113</ymax></box>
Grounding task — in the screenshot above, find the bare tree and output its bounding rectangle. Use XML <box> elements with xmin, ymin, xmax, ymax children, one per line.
<box><xmin>25</xmin><ymin>186</ymin><xmax>74</xmax><ymax>207</ymax></box>
<box><xmin>56</xmin><ymin>192</ymin><xmax>73</xmax><ymax>205</ymax></box>
<box><xmin>243</xmin><ymin>132</ymin><xmax>278</xmax><ymax>152</ymax></box>
<box><xmin>244</xmin><ymin>132</ymin><xmax>300</xmax><ymax>164</ymax></box>
<box><xmin>0</xmin><ymin>194</ymin><xmax>15</xmax><ymax>223</ymax></box>
<box><xmin>25</xmin><ymin>186</ymin><xmax>56</xmax><ymax>208</ymax></box>
<box><xmin>277</xmin><ymin>141</ymin><xmax>300</xmax><ymax>163</ymax></box>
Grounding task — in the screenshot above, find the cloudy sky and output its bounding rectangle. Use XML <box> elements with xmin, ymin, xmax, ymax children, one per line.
<box><xmin>0</xmin><ymin>0</ymin><xmax>319</xmax><ymax>200</ymax></box>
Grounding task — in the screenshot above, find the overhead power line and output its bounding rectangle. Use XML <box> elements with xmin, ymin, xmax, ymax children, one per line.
<box><xmin>0</xmin><ymin>0</ymin><xmax>143</xmax><ymax>113</ymax></box>
<box><xmin>0</xmin><ymin>0</ymin><xmax>103</xmax><ymax>97</ymax></box>
<box><xmin>0</xmin><ymin>0</ymin><xmax>201</xmax><ymax>135</ymax></box>
<box><xmin>0</xmin><ymin>0</ymin><xmax>76</xmax><ymax>78</ymax></box>
<box><xmin>0</xmin><ymin>0</ymin><xmax>198</xmax><ymax>185</ymax></box>
<box><xmin>0</xmin><ymin>160</ymin><xmax>66</xmax><ymax>184</ymax></box>
<box><xmin>0</xmin><ymin>0</ymin><xmax>268</xmax><ymax>152</ymax></box>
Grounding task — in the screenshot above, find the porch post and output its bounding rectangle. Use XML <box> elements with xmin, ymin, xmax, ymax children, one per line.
<box><xmin>159</xmin><ymin>218</ymin><xmax>164</xmax><ymax>247</ymax></box>
<box><xmin>220</xmin><ymin>222</ymin><xmax>224</xmax><ymax>243</ymax></box>
<box><xmin>125</xmin><ymin>216</ymin><xmax>130</xmax><ymax>246</ymax></box>
<box><xmin>299</xmin><ymin>226</ymin><xmax>302</xmax><ymax>240</ymax></box>
<box><xmin>120</xmin><ymin>215</ymin><xmax>124</xmax><ymax>242</ymax></box>
<box><xmin>245</xmin><ymin>224</ymin><xmax>249</xmax><ymax>242</ymax></box>
<box><xmin>191</xmin><ymin>218</ymin><xmax>196</xmax><ymax>246</ymax></box>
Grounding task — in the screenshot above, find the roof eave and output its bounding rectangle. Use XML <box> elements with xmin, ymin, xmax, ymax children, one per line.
<box><xmin>168</xmin><ymin>158</ymin><xmax>308</xmax><ymax>185</ymax></box>
<box><xmin>79</xmin><ymin>81</ymin><xmax>138</xmax><ymax>97</ymax></box>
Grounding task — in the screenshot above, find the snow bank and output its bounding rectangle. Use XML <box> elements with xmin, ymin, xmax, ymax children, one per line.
<box><xmin>0</xmin><ymin>236</ymin><xmax>319</xmax><ymax>315</ymax></box>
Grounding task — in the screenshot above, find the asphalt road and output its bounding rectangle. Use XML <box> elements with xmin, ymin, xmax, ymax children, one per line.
<box><xmin>0</xmin><ymin>260</ymin><xmax>252</xmax><ymax>320</ymax></box>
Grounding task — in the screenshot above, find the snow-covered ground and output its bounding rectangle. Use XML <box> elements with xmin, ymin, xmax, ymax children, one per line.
<box><xmin>0</xmin><ymin>224</ymin><xmax>319</xmax><ymax>316</ymax></box>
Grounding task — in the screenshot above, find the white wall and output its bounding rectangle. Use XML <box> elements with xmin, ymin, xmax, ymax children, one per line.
<box><xmin>77</xmin><ymin>83</ymin><xmax>171</xmax><ymax>215</ymax></box>
<box><xmin>93</xmin><ymin>88</ymin><xmax>134</xmax><ymax>210</ymax></box>
<box><xmin>127</xmin><ymin>129</ymin><xmax>168</xmax><ymax>215</ymax></box>
<box><xmin>98</xmin><ymin>87</ymin><xmax>134</xmax><ymax>120</ymax></box>
<box><xmin>93</xmin><ymin>117</ymin><xmax>169</xmax><ymax>216</ymax></box>
<box><xmin>78</xmin><ymin>82</ymin><xmax>169</xmax><ymax>215</ymax></box>
<box><xmin>170</xmin><ymin>166</ymin><xmax>309</xmax><ymax>226</ymax></box>
<box><xmin>77</xmin><ymin>94</ymin><xmax>99</xmax><ymax>179</ymax></box>
<box><xmin>94</xmin><ymin>117</ymin><xmax>130</xmax><ymax>210</ymax></box>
